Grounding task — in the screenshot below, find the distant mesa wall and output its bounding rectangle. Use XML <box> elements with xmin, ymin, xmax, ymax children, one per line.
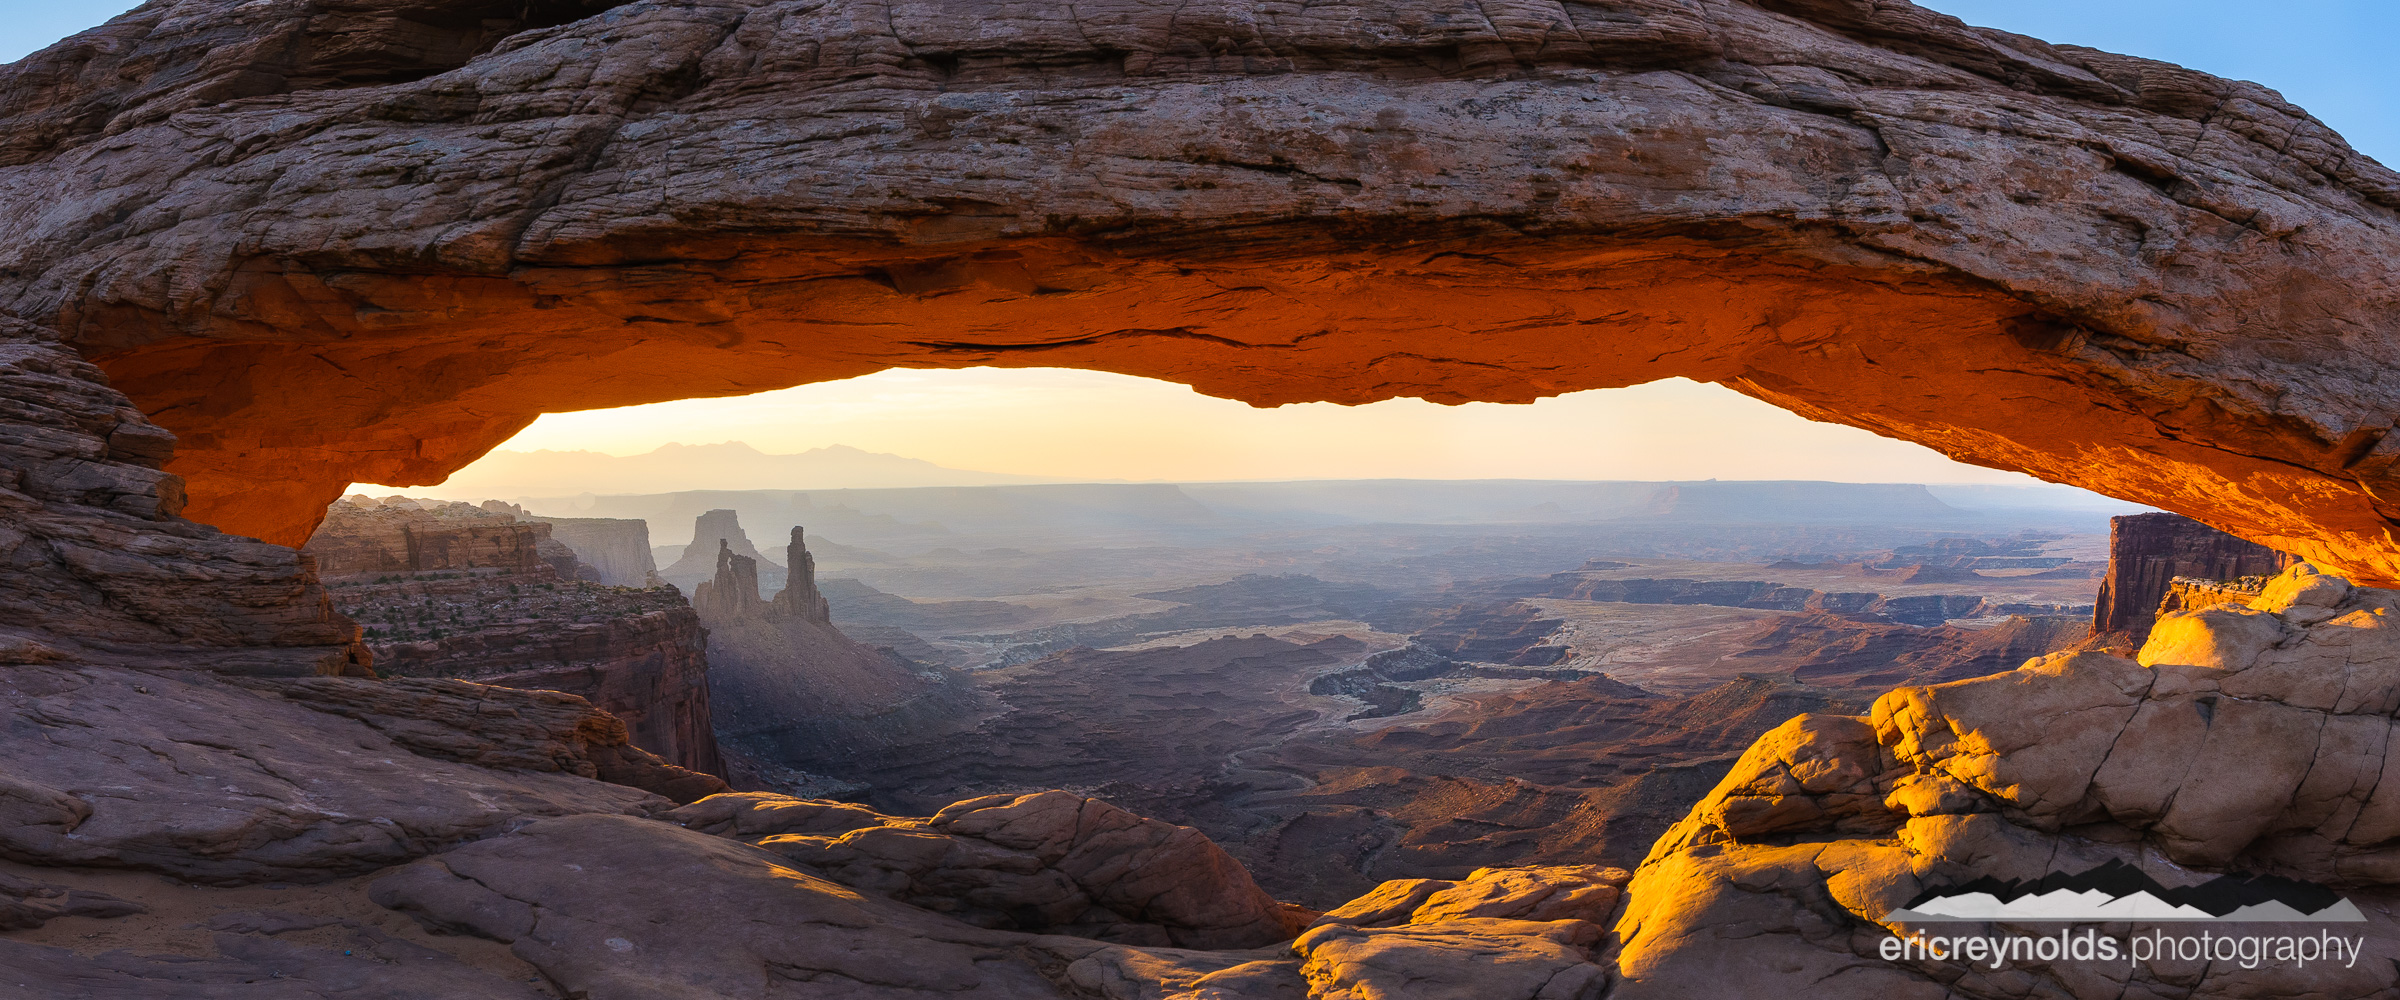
<box><xmin>305</xmin><ymin>496</ymin><xmax>552</xmax><ymax>577</ymax></box>
<box><xmin>484</xmin><ymin>501</ymin><xmax>656</xmax><ymax>586</ymax></box>
<box><xmin>662</xmin><ymin>508</ymin><xmax>782</xmax><ymax>591</ymax></box>
<box><xmin>2093</xmin><ymin>512</ymin><xmax>2294</xmax><ymax>640</ymax></box>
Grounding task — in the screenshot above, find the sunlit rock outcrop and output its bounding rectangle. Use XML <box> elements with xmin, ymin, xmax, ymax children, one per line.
<box><xmin>2092</xmin><ymin>511</ymin><xmax>2291</xmax><ymax>641</ymax></box>
<box><xmin>3</xmin><ymin>1</ymin><xmax>2398</xmax><ymax>581</ymax></box>
<box><xmin>1612</xmin><ymin>562</ymin><xmax>2400</xmax><ymax>999</ymax></box>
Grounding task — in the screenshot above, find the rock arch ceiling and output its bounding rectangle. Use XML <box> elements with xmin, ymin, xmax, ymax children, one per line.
<box><xmin>4</xmin><ymin>0</ymin><xmax>2399</xmax><ymax>578</ymax></box>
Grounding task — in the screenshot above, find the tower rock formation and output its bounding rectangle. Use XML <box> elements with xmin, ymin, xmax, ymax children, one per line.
<box><xmin>662</xmin><ymin>508</ymin><xmax>782</xmax><ymax>592</ymax></box>
<box><xmin>7</xmin><ymin>0</ymin><xmax>2400</xmax><ymax>584</ymax></box>
<box><xmin>679</xmin><ymin>512</ymin><xmax>967</xmax><ymax>791</ymax></box>
<box><xmin>691</xmin><ymin>539</ymin><xmax>768</xmax><ymax>620</ymax></box>
<box><xmin>692</xmin><ymin>518</ymin><xmax>834</xmax><ymax>626</ymax></box>
<box><xmin>771</xmin><ymin>525</ymin><xmax>833</xmax><ymax>626</ymax></box>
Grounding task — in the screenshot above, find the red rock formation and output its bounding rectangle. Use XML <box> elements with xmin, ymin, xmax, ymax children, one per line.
<box><xmin>666</xmin><ymin>789</ymin><xmax>1314</xmax><ymax>949</ymax></box>
<box><xmin>355</xmin><ymin>580</ymin><xmax>724</xmax><ymax>778</ymax></box>
<box><xmin>308</xmin><ymin>496</ymin><xmax>724</xmax><ymax>776</ymax></box>
<box><xmin>304</xmin><ymin>496</ymin><xmax>552</xmax><ymax>577</ymax></box>
<box><xmin>4</xmin><ymin>1</ymin><xmax>2399</xmax><ymax>584</ymax></box>
<box><xmin>0</xmin><ymin>319</ymin><xmax>367</xmax><ymax>675</ymax></box>
<box><xmin>2092</xmin><ymin>511</ymin><xmax>2291</xmax><ymax>640</ymax></box>
<box><xmin>770</xmin><ymin>526</ymin><xmax>833</xmax><ymax>625</ymax></box>
<box><xmin>690</xmin><ymin>540</ymin><xmax>768</xmax><ymax>620</ymax></box>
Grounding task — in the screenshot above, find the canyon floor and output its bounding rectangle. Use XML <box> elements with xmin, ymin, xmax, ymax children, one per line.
<box><xmin>586</xmin><ymin>490</ymin><xmax>2119</xmax><ymax>909</ymax></box>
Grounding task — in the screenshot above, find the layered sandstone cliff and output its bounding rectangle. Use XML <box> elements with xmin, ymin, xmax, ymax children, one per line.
<box><xmin>307</xmin><ymin>496</ymin><xmax>723</xmax><ymax>775</ymax></box>
<box><xmin>2093</xmin><ymin>512</ymin><xmax>2291</xmax><ymax>641</ymax></box>
<box><xmin>0</xmin><ymin>319</ymin><xmax>366</xmax><ymax>676</ymax></box>
<box><xmin>307</xmin><ymin>495</ymin><xmax>602</xmax><ymax>580</ymax></box>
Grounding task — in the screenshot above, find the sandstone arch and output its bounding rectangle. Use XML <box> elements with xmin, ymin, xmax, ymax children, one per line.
<box><xmin>4</xmin><ymin>0</ymin><xmax>2398</xmax><ymax>579</ymax></box>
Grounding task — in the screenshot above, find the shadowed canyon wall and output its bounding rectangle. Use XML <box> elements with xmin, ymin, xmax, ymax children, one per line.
<box><xmin>2</xmin><ymin>0</ymin><xmax>2398</xmax><ymax>582</ymax></box>
<box><xmin>305</xmin><ymin>496</ymin><xmax>725</xmax><ymax>775</ymax></box>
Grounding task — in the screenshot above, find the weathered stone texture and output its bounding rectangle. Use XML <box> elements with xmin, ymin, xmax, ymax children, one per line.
<box><xmin>1612</xmin><ymin>561</ymin><xmax>2400</xmax><ymax>1000</ymax></box>
<box><xmin>2</xmin><ymin>0</ymin><xmax>2398</xmax><ymax>582</ymax></box>
<box><xmin>506</xmin><ymin>505</ymin><xmax>659</xmax><ymax>586</ymax></box>
<box><xmin>0</xmin><ymin>320</ymin><xmax>367</xmax><ymax>675</ymax></box>
<box><xmin>305</xmin><ymin>496</ymin><xmax>557</xmax><ymax>575</ymax></box>
<box><xmin>669</xmin><ymin>788</ymin><xmax>1313</xmax><ymax>948</ymax></box>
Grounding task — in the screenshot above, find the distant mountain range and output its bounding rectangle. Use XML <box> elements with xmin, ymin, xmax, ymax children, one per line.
<box><xmin>429</xmin><ymin>442</ymin><xmax>1062</xmax><ymax>496</ymax></box>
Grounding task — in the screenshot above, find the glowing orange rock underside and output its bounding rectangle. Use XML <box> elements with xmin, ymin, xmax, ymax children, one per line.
<box><xmin>92</xmin><ymin>237</ymin><xmax>2395</xmax><ymax>583</ymax></box>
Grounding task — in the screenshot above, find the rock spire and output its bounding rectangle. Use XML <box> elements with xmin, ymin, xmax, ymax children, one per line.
<box><xmin>691</xmin><ymin>540</ymin><xmax>766</xmax><ymax>620</ymax></box>
<box><xmin>771</xmin><ymin>526</ymin><xmax>832</xmax><ymax>626</ymax></box>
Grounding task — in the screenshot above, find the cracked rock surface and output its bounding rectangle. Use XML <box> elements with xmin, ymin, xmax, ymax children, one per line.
<box><xmin>3</xmin><ymin>1</ymin><xmax>2398</xmax><ymax>581</ymax></box>
<box><xmin>667</xmin><ymin>788</ymin><xmax>1314</xmax><ymax>948</ymax></box>
<box><xmin>0</xmin><ymin>661</ymin><xmax>674</xmax><ymax>885</ymax></box>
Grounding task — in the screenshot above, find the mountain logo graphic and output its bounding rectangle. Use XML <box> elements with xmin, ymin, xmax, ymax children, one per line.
<box><xmin>1886</xmin><ymin>861</ymin><xmax>2366</xmax><ymax>923</ymax></box>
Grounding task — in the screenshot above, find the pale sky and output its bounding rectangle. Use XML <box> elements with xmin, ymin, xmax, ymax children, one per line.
<box><xmin>12</xmin><ymin>3</ymin><xmax>2389</xmax><ymax>489</ymax></box>
<box><xmin>443</xmin><ymin>373</ymin><xmax>2040</xmax><ymax>486</ymax></box>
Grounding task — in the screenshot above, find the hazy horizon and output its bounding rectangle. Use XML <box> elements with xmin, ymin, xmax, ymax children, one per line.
<box><xmin>354</xmin><ymin>429</ymin><xmax>2150</xmax><ymax>509</ymax></box>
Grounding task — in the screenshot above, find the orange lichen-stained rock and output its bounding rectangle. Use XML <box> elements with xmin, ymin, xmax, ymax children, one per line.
<box><xmin>1</xmin><ymin>0</ymin><xmax>2399</xmax><ymax>581</ymax></box>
